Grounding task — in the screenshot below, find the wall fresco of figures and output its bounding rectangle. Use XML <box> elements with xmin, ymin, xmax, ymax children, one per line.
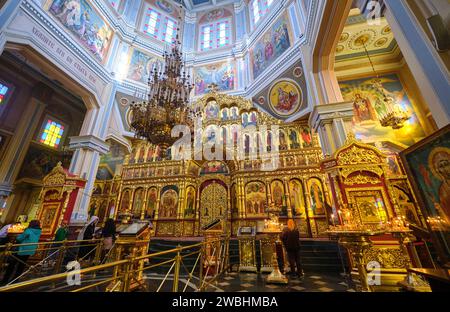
<box><xmin>339</xmin><ymin>74</ymin><xmax>426</xmax><ymax>147</ymax></box>
<box><xmin>250</xmin><ymin>14</ymin><xmax>292</xmax><ymax>79</ymax></box>
<box><xmin>132</xmin><ymin>188</ymin><xmax>145</xmax><ymax>218</ymax></box>
<box><xmin>150</xmin><ymin>0</ymin><xmax>180</xmax><ymax>18</ymax></box>
<box><xmin>147</xmin><ymin>188</ymin><xmax>158</xmax><ymax>219</ymax></box>
<box><xmin>127</xmin><ymin>49</ymin><xmax>162</xmax><ymax>84</ymax></box>
<box><xmin>46</xmin><ymin>0</ymin><xmax>113</xmax><ymax>62</ymax></box>
<box><xmin>289</xmin><ymin>179</ymin><xmax>305</xmax><ymax>217</ymax></box>
<box><xmin>198</xmin><ymin>7</ymin><xmax>233</xmax><ymax>24</ymax></box>
<box><xmin>245</xmin><ymin>182</ymin><xmax>267</xmax><ymax>217</ymax></box>
<box><xmin>308</xmin><ymin>178</ymin><xmax>326</xmax><ymax>215</ymax></box>
<box><xmin>200</xmin><ymin>161</ymin><xmax>229</xmax><ymax>175</ymax></box>
<box><xmin>159</xmin><ymin>186</ymin><xmax>179</xmax><ymax>219</ymax></box>
<box><xmin>194</xmin><ymin>62</ymin><xmax>236</xmax><ymax>96</ymax></box>
<box><xmin>184</xmin><ymin>186</ymin><xmax>196</xmax><ymax>218</ymax></box>
<box><xmin>97</xmin><ymin>142</ymin><xmax>126</xmax><ymax>180</ymax></box>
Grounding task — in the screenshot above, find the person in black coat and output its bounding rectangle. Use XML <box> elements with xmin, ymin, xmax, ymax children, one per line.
<box><xmin>99</xmin><ymin>218</ymin><xmax>116</xmax><ymax>263</ymax></box>
<box><xmin>281</xmin><ymin>219</ymin><xmax>304</xmax><ymax>278</ymax></box>
<box><xmin>77</xmin><ymin>216</ymin><xmax>99</xmax><ymax>261</ymax></box>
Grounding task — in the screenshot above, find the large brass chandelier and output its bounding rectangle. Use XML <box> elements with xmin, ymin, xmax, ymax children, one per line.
<box><xmin>130</xmin><ymin>30</ymin><xmax>193</xmax><ymax>154</ymax></box>
<box><xmin>361</xmin><ymin>39</ymin><xmax>411</xmax><ymax>129</ymax></box>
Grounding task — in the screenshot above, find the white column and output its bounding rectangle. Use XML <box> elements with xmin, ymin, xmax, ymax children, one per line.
<box><xmin>68</xmin><ymin>83</ymin><xmax>117</xmax><ymax>224</ymax></box>
<box><xmin>309</xmin><ymin>102</ymin><xmax>354</xmax><ymax>156</ymax></box>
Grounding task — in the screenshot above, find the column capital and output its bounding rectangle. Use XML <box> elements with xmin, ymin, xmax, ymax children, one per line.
<box><xmin>234</xmin><ymin>0</ymin><xmax>246</xmax><ymax>13</ymax></box>
<box><xmin>309</xmin><ymin>101</ymin><xmax>354</xmax><ymax>131</ymax></box>
<box><xmin>69</xmin><ymin>135</ymin><xmax>110</xmax><ymax>155</ymax></box>
<box><xmin>0</xmin><ymin>183</ymin><xmax>13</xmax><ymax>196</ymax></box>
<box><xmin>184</xmin><ymin>11</ymin><xmax>197</xmax><ymax>23</ymax></box>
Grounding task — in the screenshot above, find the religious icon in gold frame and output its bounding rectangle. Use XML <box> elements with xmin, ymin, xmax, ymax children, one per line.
<box><xmin>400</xmin><ymin>124</ymin><xmax>450</xmax><ymax>266</ymax></box>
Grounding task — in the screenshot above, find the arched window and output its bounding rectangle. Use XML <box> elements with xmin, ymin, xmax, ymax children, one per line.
<box><xmin>250</xmin><ymin>0</ymin><xmax>274</xmax><ymax>26</ymax></box>
<box><xmin>200</xmin><ymin>18</ymin><xmax>231</xmax><ymax>51</ymax></box>
<box><xmin>142</xmin><ymin>4</ymin><xmax>178</xmax><ymax>44</ymax></box>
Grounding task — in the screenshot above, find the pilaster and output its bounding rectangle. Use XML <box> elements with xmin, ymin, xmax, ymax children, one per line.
<box><xmin>309</xmin><ymin>101</ymin><xmax>354</xmax><ymax>156</ymax></box>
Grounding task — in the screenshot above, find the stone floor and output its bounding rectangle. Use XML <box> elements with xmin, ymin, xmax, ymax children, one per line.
<box><xmin>204</xmin><ymin>271</ymin><xmax>357</xmax><ymax>292</ymax></box>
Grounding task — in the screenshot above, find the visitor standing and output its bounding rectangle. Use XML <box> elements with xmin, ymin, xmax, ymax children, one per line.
<box><xmin>49</xmin><ymin>221</ymin><xmax>69</xmax><ymax>265</ymax></box>
<box><xmin>77</xmin><ymin>216</ymin><xmax>99</xmax><ymax>261</ymax></box>
<box><xmin>281</xmin><ymin>219</ymin><xmax>304</xmax><ymax>278</ymax></box>
<box><xmin>100</xmin><ymin>219</ymin><xmax>116</xmax><ymax>262</ymax></box>
<box><xmin>1</xmin><ymin>220</ymin><xmax>42</xmax><ymax>285</ymax></box>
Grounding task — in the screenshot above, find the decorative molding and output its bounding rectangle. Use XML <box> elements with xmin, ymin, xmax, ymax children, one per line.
<box><xmin>309</xmin><ymin>101</ymin><xmax>354</xmax><ymax>131</ymax></box>
<box><xmin>69</xmin><ymin>135</ymin><xmax>110</xmax><ymax>155</ymax></box>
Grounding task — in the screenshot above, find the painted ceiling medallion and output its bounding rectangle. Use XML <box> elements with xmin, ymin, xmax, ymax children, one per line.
<box><xmin>293</xmin><ymin>66</ymin><xmax>303</xmax><ymax>78</ymax></box>
<box><xmin>336</xmin><ymin>45</ymin><xmax>345</xmax><ymax>53</ymax></box>
<box><xmin>339</xmin><ymin>32</ymin><xmax>350</xmax><ymax>42</ymax></box>
<box><xmin>348</xmin><ymin>29</ymin><xmax>377</xmax><ymax>51</ymax></box>
<box><xmin>120</xmin><ymin>98</ymin><xmax>129</xmax><ymax>107</ymax></box>
<box><xmin>268</xmin><ymin>79</ymin><xmax>302</xmax><ymax>117</ymax></box>
<box><xmin>126</xmin><ymin>107</ymin><xmax>133</xmax><ymax>128</ymax></box>
<box><xmin>381</xmin><ymin>25</ymin><xmax>392</xmax><ymax>35</ymax></box>
<box><xmin>374</xmin><ymin>37</ymin><xmax>388</xmax><ymax>48</ymax></box>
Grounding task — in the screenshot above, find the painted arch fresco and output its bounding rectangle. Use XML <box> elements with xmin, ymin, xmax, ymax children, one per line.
<box><xmin>46</xmin><ymin>0</ymin><xmax>113</xmax><ymax>62</ymax></box>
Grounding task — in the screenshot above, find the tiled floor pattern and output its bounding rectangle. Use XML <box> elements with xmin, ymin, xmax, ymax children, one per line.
<box><xmin>205</xmin><ymin>271</ymin><xmax>357</xmax><ymax>292</ymax></box>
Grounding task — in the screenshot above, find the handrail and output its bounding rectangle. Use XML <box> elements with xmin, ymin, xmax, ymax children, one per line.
<box><xmin>0</xmin><ymin>238</ymin><xmax>103</xmax><ymax>250</ymax></box>
<box><xmin>0</xmin><ymin>238</ymin><xmax>230</xmax><ymax>292</ymax></box>
<box><xmin>0</xmin><ymin>259</ymin><xmax>129</xmax><ymax>292</ymax></box>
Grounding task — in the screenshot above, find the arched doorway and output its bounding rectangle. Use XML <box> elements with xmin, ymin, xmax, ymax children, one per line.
<box><xmin>200</xmin><ymin>180</ymin><xmax>227</xmax><ymax>229</ymax></box>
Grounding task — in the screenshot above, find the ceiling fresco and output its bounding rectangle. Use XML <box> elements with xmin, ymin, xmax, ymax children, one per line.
<box><xmin>335</xmin><ymin>15</ymin><xmax>397</xmax><ymax>62</ymax></box>
<box><xmin>252</xmin><ymin>60</ymin><xmax>308</xmax><ymax>121</ymax></box>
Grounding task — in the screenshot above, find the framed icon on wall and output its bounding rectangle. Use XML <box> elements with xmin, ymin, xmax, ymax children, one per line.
<box><xmin>400</xmin><ymin>124</ymin><xmax>450</xmax><ymax>267</ymax></box>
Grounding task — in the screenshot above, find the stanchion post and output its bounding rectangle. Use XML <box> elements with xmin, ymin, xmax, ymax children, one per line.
<box><xmin>172</xmin><ymin>245</ymin><xmax>181</xmax><ymax>292</ymax></box>
<box><xmin>54</xmin><ymin>240</ymin><xmax>67</xmax><ymax>274</ymax></box>
<box><xmin>122</xmin><ymin>256</ymin><xmax>133</xmax><ymax>292</ymax></box>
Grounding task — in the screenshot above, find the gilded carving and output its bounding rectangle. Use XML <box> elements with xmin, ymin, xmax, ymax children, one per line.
<box><xmin>338</xmin><ymin>146</ymin><xmax>381</xmax><ymax>165</ymax></box>
<box><xmin>344</xmin><ymin>174</ymin><xmax>380</xmax><ymax>185</ymax></box>
<box><xmin>364</xmin><ymin>247</ymin><xmax>411</xmax><ymax>269</ymax></box>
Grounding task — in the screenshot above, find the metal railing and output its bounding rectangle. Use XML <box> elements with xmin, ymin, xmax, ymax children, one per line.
<box><xmin>0</xmin><ymin>238</ymin><xmax>106</xmax><ymax>286</ymax></box>
<box><xmin>0</xmin><ymin>237</ymin><xmax>230</xmax><ymax>292</ymax></box>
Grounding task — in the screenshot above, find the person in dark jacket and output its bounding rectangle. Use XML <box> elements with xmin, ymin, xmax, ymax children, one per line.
<box><xmin>281</xmin><ymin>219</ymin><xmax>304</xmax><ymax>278</ymax></box>
<box><xmin>77</xmin><ymin>216</ymin><xmax>99</xmax><ymax>261</ymax></box>
<box><xmin>49</xmin><ymin>221</ymin><xmax>69</xmax><ymax>264</ymax></box>
<box><xmin>1</xmin><ymin>220</ymin><xmax>42</xmax><ymax>285</ymax></box>
<box><xmin>100</xmin><ymin>219</ymin><xmax>116</xmax><ymax>262</ymax></box>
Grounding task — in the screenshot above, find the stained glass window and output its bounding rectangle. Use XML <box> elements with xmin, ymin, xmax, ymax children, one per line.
<box><xmin>201</xmin><ymin>24</ymin><xmax>213</xmax><ymax>50</ymax></box>
<box><xmin>164</xmin><ymin>18</ymin><xmax>177</xmax><ymax>43</ymax></box>
<box><xmin>143</xmin><ymin>9</ymin><xmax>161</xmax><ymax>39</ymax></box>
<box><xmin>217</xmin><ymin>21</ymin><xmax>230</xmax><ymax>47</ymax></box>
<box><xmin>200</xmin><ymin>19</ymin><xmax>230</xmax><ymax>51</ymax></box>
<box><xmin>40</xmin><ymin>119</ymin><xmax>65</xmax><ymax>148</ymax></box>
<box><xmin>0</xmin><ymin>83</ymin><xmax>9</xmax><ymax>105</ymax></box>
<box><xmin>251</xmin><ymin>0</ymin><xmax>274</xmax><ymax>25</ymax></box>
<box><xmin>142</xmin><ymin>5</ymin><xmax>177</xmax><ymax>44</ymax></box>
